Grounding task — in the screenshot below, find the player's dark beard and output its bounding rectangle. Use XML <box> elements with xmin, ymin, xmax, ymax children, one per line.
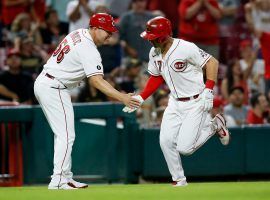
<box><xmin>150</xmin><ymin>40</ymin><xmax>159</xmax><ymax>48</ymax></box>
<box><xmin>150</xmin><ymin>40</ymin><xmax>158</xmax><ymax>48</ymax></box>
<box><xmin>150</xmin><ymin>40</ymin><xmax>166</xmax><ymax>54</ymax></box>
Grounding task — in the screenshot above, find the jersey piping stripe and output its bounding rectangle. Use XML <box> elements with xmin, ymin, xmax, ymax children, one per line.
<box><xmin>199</xmin><ymin>55</ymin><xmax>211</xmax><ymax>68</ymax></box>
<box><xmin>57</xmin><ymin>87</ymin><xmax>69</xmax><ymax>188</ymax></box>
<box><xmin>166</xmin><ymin>40</ymin><xmax>180</xmax><ymax>99</ymax></box>
<box><xmin>86</xmin><ymin>72</ymin><xmax>104</xmax><ymax>77</ymax></box>
<box><xmin>147</xmin><ymin>69</ymin><xmax>160</xmax><ymax>76</ymax></box>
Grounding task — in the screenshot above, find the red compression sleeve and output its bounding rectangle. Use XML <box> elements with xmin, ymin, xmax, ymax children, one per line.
<box><xmin>205</xmin><ymin>79</ymin><xmax>215</xmax><ymax>90</ymax></box>
<box><xmin>140</xmin><ymin>75</ymin><xmax>164</xmax><ymax>100</ymax></box>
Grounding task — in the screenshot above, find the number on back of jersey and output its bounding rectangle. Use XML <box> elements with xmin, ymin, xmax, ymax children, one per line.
<box><xmin>53</xmin><ymin>39</ymin><xmax>70</xmax><ymax>63</ymax></box>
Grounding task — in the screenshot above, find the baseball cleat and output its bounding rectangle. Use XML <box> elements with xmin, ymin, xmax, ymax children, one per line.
<box><xmin>172</xmin><ymin>178</ymin><xmax>188</xmax><ymax>187</ymax></box>
<box><xmin>214</xmin><ymin>113</ymin><xmax>230</xmax><ymax>146</ymax></box>
<box><xmin>48</xmin><ymin>183</ymin><xmax>77</xmax><ymax>190</ymax></box>
<box><xmin>67</xmin><ymin>179</ymin><xmax>88</xmax><ymax>188</ymax></box>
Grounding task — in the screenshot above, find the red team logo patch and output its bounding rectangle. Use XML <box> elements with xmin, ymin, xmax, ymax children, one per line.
<box><xmin>171</xmin><ymin>59</ymin><xmax>187</xmax><ymax>72</ymax></box>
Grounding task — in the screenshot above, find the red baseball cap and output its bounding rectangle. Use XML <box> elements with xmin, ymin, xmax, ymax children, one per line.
<box><xmin>89</xmin><ymin>13</ymin><xmax>118</xmax><ymax>33</ymax></box>
<box><xmin>140</xmin><ymin>16</ymin><xmax>172</xmax><ymax>41</ymax></box>
<box><xmin>240</xmin><ymin>40</ymin><xmax>252</xmax><ymax>49</ymax></box>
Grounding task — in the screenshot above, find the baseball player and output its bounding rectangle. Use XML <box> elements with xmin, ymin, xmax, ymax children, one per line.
<box><xmin>34</xmin><ymin>13</ymin><xmax>140</xmax><ymax>190</ymax></box>
<box><xmin>123</xmin><ymin>16</ymin><xmax>230</xmax><ymax>186</ymax></box>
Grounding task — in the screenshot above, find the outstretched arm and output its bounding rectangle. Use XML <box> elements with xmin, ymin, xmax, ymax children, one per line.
<box><xmin>123</xmin><ymin>75</ymin><xmax>164</xmax><ymax>113</ymax></box>
<box><xmin>204</xmin><ymin>0</ymin><xmax>222</xmax><ymax>20</ymax></box>
<box><xmin>185</xmin><ymin>0</ymin><xmax>204</xmax><ymax>20</ymax></box>
<box><xmin>0</xmin><ymin>84</ymin><xmax>19</xmax><ymax>102</ymax></box>
<box><xmin>244</xmin><ymin>2</ymin><xmax>255</xmax><ymax>32</ymax></box>
<box><xmin>89</xmin><ymin>75</ymin><xmax>140</xmax><ymax>108</ymax></box>
<box><xmin>140</xmin><ymin>75</ymin><xmax>164</xmax><ymax>100</ymax></box>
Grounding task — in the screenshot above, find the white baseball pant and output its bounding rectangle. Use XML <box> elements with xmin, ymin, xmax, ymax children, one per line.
<box><xmin>34</xmin><ymin>72</ymin><xmax>75</xmax><ymax>187</ymax></box>
<box><xmin>160</xmin><ymin>96</ymin><xmax>216</xmax><ymax>181</ymax></box>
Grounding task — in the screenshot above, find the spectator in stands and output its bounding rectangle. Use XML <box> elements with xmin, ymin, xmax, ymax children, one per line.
<box><xmin>0</xmin><ymin>19</ymin><xmax>4</xmax><ymax>47</ymax></box>
<box><xmin>221</xmin><ymin>59</ymin><xmax>250</xmax><ymax>103</ymax></box>
<box><xmin>39</xmin><ymin>9</ymin><xmax>69</xmax><ymax>51</ymax></box>
<box><xmin>66</xmin><ymin>0</ymin><xmax>93</xmax><ymax>33</ymax></box>
<box><xmin>239</xmin><ymin>39</ymin><xmax>265</xmax><ymax>94</ymax></box>
<box><xmin>119</xmin><ymin>58</ymin><xmax>142</xmax><ymax>93</ymax></box>
<box><xmin>247</xmin><ymin>92</ymin><xmax>269</xmax><ymax>124</ymax></box>
<box><xmin>210</xmin><ymin>96</ymin><xmax>236</xmax><ymax>127</ymax></box>
<box><xmin>245</xmin><ymin>0</ymin><xmax>270</xmax><ymax>96</ymax></box>
<box><xmin>77</xmin><ymin>74</ymin><xmax>120</xmax><ymax>103</ymax></box>
<box><xmin>154</xmin><ymin>90</ymin><xmax>169</xmax><ymax>108</ymax></box>
<box><xmin>147</xmin><ymin>0</ymin><xmax>180</xmax><ymax>37</ymax></box>
<box><xmin>218</xmin><ymin>0</ymin><xmax>239</xmax><ymax>28</ymax></box>
<box><xmin>77</xmin><ymin>79</ymin><xmax>107</xmax><ymax>102</ymax></box>
<box><xmin>30</xmin><ymin>0</ymin><xmax>46</xmax><ymax>24</ymax></box>
<box><xmin>10</xmin><ymin>13</ymin><xmax>42</xmax><ymax>46</ymax></box>
<box><xmin>150</xmin><ymin>106</ymin><xmax>166</xmax><ymax>127</ymax></box>
<box><xmin>0</xmin><ymin>49</ymin><xmax>34</xmax><ymax>104</ymax></box>
<box><xmin>104</xmin><ymin>0</ymin><xmax>132</xmax><ymax>18</ymax></box>
<box><xmin>46</xmin><ymin>0</ymin><xmax>71</xmax><ymax>26</ymax></box>
<box><xmin>218</xmin><ymin>0</ymin><xmax>239</xmax><ymax>64</ymax></box>
<box><xmin>119</xmin><ymin>0</ymin><xmax>155</xmax><ymax>62</ymax></box>
<box><xmin>19</xmin><ymin>37</ymin><xmax>48</xmax><ymax>78</ymax></box>
<box><xmin>143</xmin><ymin>89</ymin><xmax>169</xmax><ymax>127</ymax></box>
<box><xmin>224</xmin><ymin>86</ymin><xmax>248</xmax><ymax>126</ymax></box>
<box><xmin>1</xmin><ymin>0</ymin><xmax>31</xmax><ymax>28</ymax></box>
<box><xmin>178</xmin><ymin>0</ymin><xmax>222</xmax><ymax>59</ymax></box>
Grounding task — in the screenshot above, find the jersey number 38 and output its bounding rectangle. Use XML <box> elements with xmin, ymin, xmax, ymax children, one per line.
<box><xmin>53</xmin><ymin>39</ymin><xmax>70</xmax><ymax>63</ymax></box>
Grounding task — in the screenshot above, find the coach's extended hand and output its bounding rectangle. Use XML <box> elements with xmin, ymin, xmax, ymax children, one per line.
<box><xmin>122</xmin><ymin>95</ymin><xmax>144</xmax><ymax>113</ymax></box>
<box><xmin>122</xmin><ymin>93</ymin><xmax>142</xmax><ymax>109</ymax></box>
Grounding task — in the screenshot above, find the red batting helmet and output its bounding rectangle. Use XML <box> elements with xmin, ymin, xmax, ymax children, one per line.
<box><xmin>140</xmin><ymin>16</ymin><xmax>172</xmax><ymax>43</ymax></box>
<box><xmin>89</xmin><ymin>13</ymin><xmax>118</xmax><ymax>33</ymax></box>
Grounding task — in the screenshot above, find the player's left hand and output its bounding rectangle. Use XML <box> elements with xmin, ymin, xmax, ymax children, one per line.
<box><xmin>200</xmin><ymin>88</ymin><xmax>214</xmax><ymax>112</ymax></box>
<box><xmin>122</xmin><ymin>95</ymin><xmax>144</xmax><ymax>113</ymax></box>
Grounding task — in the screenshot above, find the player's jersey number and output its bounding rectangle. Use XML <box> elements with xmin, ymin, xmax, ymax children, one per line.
<box><xmin>53</xmin><ymin>39</ymin><xmax>70</xmax><ymax>63</ymax></box>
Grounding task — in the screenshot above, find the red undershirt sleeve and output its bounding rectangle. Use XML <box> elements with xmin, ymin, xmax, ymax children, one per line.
<box><xmin>140</xmin><ymin>75</ymin><xmax>164</xmax><ymax>100</ymax></box>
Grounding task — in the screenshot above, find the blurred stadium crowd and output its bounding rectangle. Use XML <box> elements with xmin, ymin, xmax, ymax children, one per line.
<box><xmin>0</xmin><ymin>0</ymin><xmax>270</xmax><ymax>127</ymax></box>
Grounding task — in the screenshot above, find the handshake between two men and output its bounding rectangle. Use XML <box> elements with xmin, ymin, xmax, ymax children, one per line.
<box><xmin>122</xmin><ymin>88</ymin><xmax>214</xmax><ymax>114</ymax></box>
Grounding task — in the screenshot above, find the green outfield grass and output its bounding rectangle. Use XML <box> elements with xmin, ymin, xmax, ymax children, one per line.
<box><xmin>0</xmin><ymin>182</ymin><xmax>270</xmax><ymax>200</ymax></box>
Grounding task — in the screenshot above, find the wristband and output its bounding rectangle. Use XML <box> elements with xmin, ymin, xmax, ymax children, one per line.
<box><xmin>205</xmin><ymin>79</ymin><xmax>215</xmax><ymax>90</ymax></box>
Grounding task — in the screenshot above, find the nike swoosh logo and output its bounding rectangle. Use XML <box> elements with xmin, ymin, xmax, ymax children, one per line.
<box><xmin>221</xmin><ymin>127</ymin><xmax>227</xmax><ymax>137</ymax></box>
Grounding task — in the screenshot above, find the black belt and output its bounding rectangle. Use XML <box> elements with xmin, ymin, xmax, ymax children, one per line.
<box><xmin>176</xmin><ymin>94</ymin><xmax>199</xmax><ymax>102</ymax></box>
<box><xmin>45</xmin><ymin>73</ymin><xmax>55</xmax><ymax>80</ymax></box>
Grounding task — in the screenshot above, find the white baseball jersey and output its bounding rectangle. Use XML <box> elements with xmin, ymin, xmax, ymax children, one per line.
<box><xmin>251</xmin><ymin>8</ymin><xmax>270</xmax><ymax>33</ymax></box>
<box><xmin>147</xmin><ymin>39</ymin><xmax>211</xmax><ymax>98</ymax></box>
<box><xmin>150</xmin><ymin>40</ymin><xmax>220</xmax><ymax>184</ymax></box>
<box><xmin>44</xmin><ymin>28</ymin><xmax>104</xmax><ymax>88</ymax></box>
<box><xmin>35</xmin><ymin>28</ymin><xmax>105</xmax><ymax>187</ymax></box>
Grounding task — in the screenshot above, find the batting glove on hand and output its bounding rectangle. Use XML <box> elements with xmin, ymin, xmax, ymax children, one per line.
<box><xmin>200</xmin><ymin>88</ymin><xmax>214</xmax><ymax>112</ymax></box>
<box><xmin>122</xmin><ymin>95</ymin><xmax>144</xmax><ymax>113</ymax></box>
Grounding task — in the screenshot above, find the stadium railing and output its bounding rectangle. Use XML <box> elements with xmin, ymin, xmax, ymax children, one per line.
<box><xmin>0</xmin><ymin>102</ymin><xmax>138</xmax><ymax>186</ymax></box>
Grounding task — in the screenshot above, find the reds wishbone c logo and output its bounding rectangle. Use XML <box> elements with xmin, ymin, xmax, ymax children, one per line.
<box><xmin>171</xmin><ymin>59</ymin><xmax>187</xmax><ymax>72</ymax></box>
